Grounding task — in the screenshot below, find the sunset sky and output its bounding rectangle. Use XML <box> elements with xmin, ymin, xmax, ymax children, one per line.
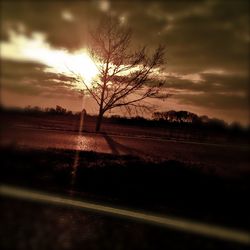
<box><xmin>1</xmin><ymin>0</ymin><xmax>249</xmax><ymax>125</ymax></box>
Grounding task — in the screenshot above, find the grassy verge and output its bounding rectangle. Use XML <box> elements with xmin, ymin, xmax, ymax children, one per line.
<box><xmin>1</xmin><ymin>146</ymin><xmax>249</xmax><ymax>230</ymax></box>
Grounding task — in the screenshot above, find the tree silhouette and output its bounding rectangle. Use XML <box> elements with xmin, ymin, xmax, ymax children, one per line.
<box><xmin>76</xmin><ymin>19</ymin><xmax>168</xmax><ymax>131</ymax></box>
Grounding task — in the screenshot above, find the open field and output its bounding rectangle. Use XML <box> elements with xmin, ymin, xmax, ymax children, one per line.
<box><xmin>1</xmin><ymin>112</ymin><xmax>249</xmax><ymax>144</ymax></box>
<box><xmin>1</xmin><ymin>128</ymin><xmax>249</xmax><ymax>178</ymax></box>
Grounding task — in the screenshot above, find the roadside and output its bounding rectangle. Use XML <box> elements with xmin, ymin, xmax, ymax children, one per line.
<box><xmin>2</xmin><ymin>196</ymin><xmax>248</xmax><ymax>250</ymax></box>
<box><xmin>1</xmin><ymin>146</ymin><xmax>249</xmax><ymax>231</ymax></box>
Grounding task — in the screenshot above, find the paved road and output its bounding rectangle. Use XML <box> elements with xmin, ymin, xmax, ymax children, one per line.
<box><xmin>1</xmin><ymin>126</ymin><xmax>249</xmax><ymax>176</ymax></box>
<box><xmin>1</xmin><ymin>185</ymin><xmax>249</xmax><ymax>245</ymax></box>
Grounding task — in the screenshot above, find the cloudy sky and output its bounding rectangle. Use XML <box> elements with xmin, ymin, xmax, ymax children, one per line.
<box><xmin>1</xmin><ymin>0</ymin><xmax>249</xmax><ymax>125</ymax></box>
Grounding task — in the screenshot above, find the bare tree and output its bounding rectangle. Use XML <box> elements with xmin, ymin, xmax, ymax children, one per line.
<box><xmin>76</xmin><ymin>19</ymin><xmax>169</xmax><ymax>131</ymax></box>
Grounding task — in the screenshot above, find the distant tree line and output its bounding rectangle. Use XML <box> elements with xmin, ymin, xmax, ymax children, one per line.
<box><xmin>107</xmin><ymin>111</ymin><xmax>248</xmax><ymax>135</ymax></box>
<box><xmin>107</xmin><ymin>110</ymin><xmax>228</xmax><ymax>128</ymax></box>
<box><xmin>1</xmin><ymin>105</ymin><xmax>248</xmax><ymax>134</ymax></box>
<box><xmin>152</xmin><ymin>110</ymin><xmax>227</xmax><ymax>126</ymax></box>
<box><xmin>22</xmin><ymin>105</ymin><xmax>74</xmax><ymax>116</ymax></box>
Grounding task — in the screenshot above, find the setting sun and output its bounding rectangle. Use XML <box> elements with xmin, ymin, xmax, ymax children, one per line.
<box><xmin>64</xmin><ymin>52</ymin><xmax>99</xmax><ymax>86</ymax></box>
<box><xmin>1</xmin><ymin>31</ymin><xmax>99</xmax><ymax>89</ymax></box>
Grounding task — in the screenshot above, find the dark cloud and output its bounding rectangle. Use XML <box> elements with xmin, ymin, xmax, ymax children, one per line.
<box><xmin>177</xmin><ymin>93</ymin><xmax>248</xmax><ymax>111</ymax></box>
<box><xmin>1</xmin><ymin>1</ymin><xmax>248</xmax><ymax>70</ymax></box>
<box><xmin>1</xmin><ymin>1</ymin><xmax>104</xmax><ymax>50</ymax></box>
<box><xmin>161</xmin><ymin>73</ymin><xmax>248</xmax><ymax>93</ymax></box>
<box><xmin>162</xmin><ymin>17</ymin><xmax>249</xmax><ymax>73</ymax></box>
<box><xmin>148</xmin><ymin>71</ymin><xmax>249</xmax><ymax>114</ymax></box>
<box><xmin>1</xmin><ymin>60</ymin><xmax>78</xmax><ymax>96</ymax></box>
<box><xmin>109</xmin><ymin>0</ymin><xmax>249</xmax><ymax>74</ymax></box>
<box><xmin>158</xmin><ymin>1</ymin><xmax>249</xmax><ymax>73</ymax></box>
<box><xmin>200</xmin><ymin>73</ymin><xmax>248</xmax><ymax>93</ymax></box>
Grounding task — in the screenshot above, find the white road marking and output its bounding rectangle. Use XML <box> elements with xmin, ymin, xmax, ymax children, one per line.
<box><xmin>1</xmin><ymin>185</ymin><xmax>249</xmax><ymax>245</ymax></box>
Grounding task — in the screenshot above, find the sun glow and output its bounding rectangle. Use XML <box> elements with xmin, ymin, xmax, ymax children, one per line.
<box><xmin>1</xmin><ymin>30</ymin><xmax>154</xmax><ymax>90</ymax></box>
<box><xmin>1</xmin><ymin>31</ymin><xmax>99</xmax><ymax>89</ymax></box>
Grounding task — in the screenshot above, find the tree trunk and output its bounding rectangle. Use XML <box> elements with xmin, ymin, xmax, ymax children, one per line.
<box><xmin>95</xmin><ymin>111</ymin><xmax>103</xmax><ymax>132</ymax></box>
